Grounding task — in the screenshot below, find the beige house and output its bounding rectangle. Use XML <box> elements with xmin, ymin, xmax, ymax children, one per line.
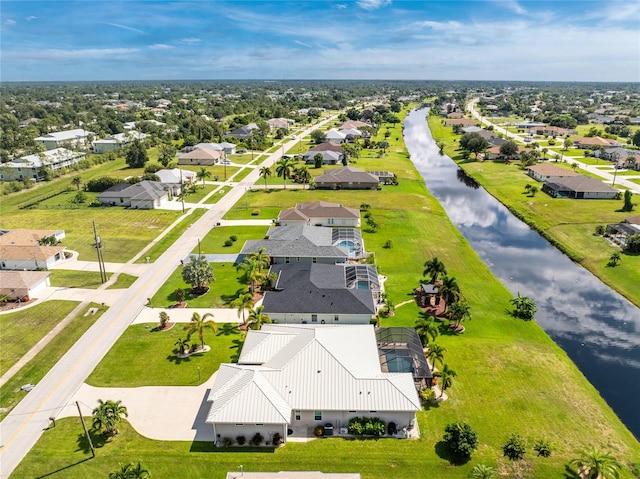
<box><xmin>0</xmin><ymin>270</ymin><xmax>50</xmax><ymax>300</ymax></box>
<box><xmin>527</xmin><ymin>164</ymin><xmax>580</xmax><ymax>182</ymax></box>
<box><xmin>278</xmin><ymin>201</ymin><xmax>360</xmax><ymax>227</ymax></box>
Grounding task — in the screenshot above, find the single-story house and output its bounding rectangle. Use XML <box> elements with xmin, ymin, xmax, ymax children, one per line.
<box><xmin>205</xmin><ymin>324</ymin><xmax>421</xmax><ymax>444</ymax></box>
<box><xmin>314</xmin><ymin>167</ymin><xmax>379</xmax><ymax>190</ymax></box>
<box><xmin>262</xmin><ymin>262</ymin><xmax>380</xmax><ymax>324</ymax></box>
<box><xmin>98</xmin><ymin>181</ymin><xmax>170</xmax><ymax>209</ymax></box>
<box><xmin>0</xmin><ymin>270</ymin><xmax>50</xmax><ymax>300</ymax></box>
<box><xmin>35</xmin><ymin>128</ymin><xmax>93</xmax><ymax>150</ymax></box>
<box><xmin>303</xmin><ymin>150</ymin><xmax>342</xmax><ymax>165</ymax></box>
<box><xmin>155</xmin><ymin>168</ymin><xmax>197</xmax><ymax>192</ymax></box>
<box><xmin>623</xmin><ymin>155</ymin><xmax>640</xmax><ymax>171</ymax></box>
<box><xmin>277</xmin><ymin>201</ymin><xmax>360</xmax><ymax>227</ymax></box>
<box><xmin>542</xmin><ymin>176</ymin><xmax>618</xmax><ymax>199</ymax></box>
<box><xmin>0</xmin><ymin>245</ymin><xmax>66</xmax><ymax>270</ymax></box>
<box><xmin>606</xmin><ymin>216</ymin><xmax>640</xmax><ymax>247</ymax></box>
<box><xmin>444</xmin><ymin>118</ymin><xmax>476</xmax><ymax>127</ymax></box>
<box><xmin>267</xmin><ymin>118</ymin><xmax>292</xmax><ymax>130</ymax></box>
<box><xmin>461</xmin><ymin>126</ymin><xmax>483</xmax><ymax>134</ymax></box>
<box><xmin>0</xmin><ymin>148</ymin><xmax>86</xmax><ymax>182</ymax></box>
<box><xmin>338</xmin><ymin>128</ymin><xmax>362</xmax><ymax>141</ymax></box>
<box><xmin>527</xmin><ymin>126</ymin><xmax>573</xmax><ymax>137</ymax></box>
<box><xmin>338</xmin><ymin>120</ymin><xmax>370</xmax><ymax>130</ymax></box>
<box><xmin>225</xmin><ymin>123</ymin><xmax>260</xmax><ymax>140</ymax></box>
<box><xmin>0</xmin><ymin>228</ymin><xmax>65</xmax><ymax>246</ymax></box>
<box><xmin>325</xmin><ymin>129</ymin><xmax>347</xmax><ymax>143</ymax></box>
<box><xmin>527</xmin><ymin>164</ymin><xmax>580</xmax><ymax>182</ymax></box>
<box><xmin>92</xmin><ymin>131</ymin><xmax>147</xmax><ymax>154</ymax></box>
<box><xmin>573</xmin><ymin>137</ymin><xmax>621</xmax><ymax>149</ymax></box>
<box><xmin>307</xmin><ymin>143</ymin><xmax>344</xmax><ymax>154</ymax></box>
<box><xmin>515</xmin><ymin>121</ymin><xmax>546</xmax><ymax>129</ymax></box>
<box><xmin>177</xmin><ymin>148</ymin><xmax>222</xmax><ymax>166</ymax></box>
<box><xmin>446</xmin><ymin>112</ymin><xmax>465</xmax><ymax>119</ymax></box>
<box><xmin>240</xmin><ymin>224</ymin><xmax>364</xmax><ymax>263</ymax></box>
<box><xmin>181</xmin><ymin>142</ymin><xmax>236</xmax><ymax>155</ymax></box>
<box><xmin>483</xmin><ymin>145</ymin><xmax>526</xmax><ymax>161</ymax></box>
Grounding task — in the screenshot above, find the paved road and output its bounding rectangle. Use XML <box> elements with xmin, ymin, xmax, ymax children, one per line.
<box><xmin>466</xmin><ymin>99</ymin><xmax>640</xmax><ymax>194</ymax></box>
<box><xmin>0</xmin><ymin>117</ymin><xmax>336</xmax><ymax>478</ymax></box>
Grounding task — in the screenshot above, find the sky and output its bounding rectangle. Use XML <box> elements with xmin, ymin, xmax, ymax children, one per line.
<box><xmin>1</xmin><ymin>0</ymin><xmax>639</xmax><ymax>82</ymax></box>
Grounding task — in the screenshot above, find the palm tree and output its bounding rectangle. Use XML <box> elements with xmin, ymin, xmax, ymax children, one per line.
<box><xmin>183</xmin><ymin>312</ymin><xmax>217</xmax><ymax>350</ymax></box>
<box><xmin>423</xmin><ymin>257</ymin><xmax>447</xmax><ymax>283</ymax></box>
<box><xmin>470</xmin><ymin>464</ymin><xmax>496</xmax><ymax>479</ymax></box>
<box><xmin>439</xmin><ymin>275</ymin><xmax>461</xmax><ymax>308</ymax></box>
<box><xmin>246</xmin><ymin>305</ymin><xmax>271</xmax><ymax>330</ymax></box>
<box><xmin>249</xmin><ymin>247</ymin><xmax>271</xmax><ymax>271</ymax></box>
<box><xmin>91</xmin><ymin>399</ymin><xmax>128</xmax><ymax>438</ymax></box>
<box><xmin>196</xmin><ymin>166</ymin><xmax>211</xmax><ymax>187</ymax></box>
<box><xmin>529</xmin><ymin>185</ymin><xmax>538</xmax><ymax>197</ymax></box>
<box><xmin>109</xmin><ymin>461</ymin><xmax>150</xmax><ymax>479</ymax></box>
<box><xmin>449</xmin><ymin>301</ymin><xmax>471</xmax><ymax>326</ymax></box>
<box><xmin>259</xmin><ymin>166</ymin><xmax>272</xmax><ymax>187</ymax></box>
<box><xmin>609</xmin><ymin>252</ymin><xmax>621</xmax><ymax>266</ymax></box>
<box><xmin>415</xmin><ymin>314</ymin><xmax>439</xmax><ymax>346</ymax></box>
<box><xmin>236</xmin><ymin>257</ymin><xmax>263</xmax><ymax>294</ymax></box>
<box><xmin>174</xmin><ymin>337</ymin><xmax>189</xmax><ymax>355</ymax></box>
<box><xmin>275</xmin><ymin>157</ymin><xmax>294</xmax><ymax>189</ymax></box>
<box><xmin>570</xmin><ymin>447</ymin><xmax>622</xmax><ymax>479</ymax></box>
<box><xmin>296</xmin><ymin>165</ymin><xmax>311</xmax><ymax>188</ymax></box>
<box><xmin>434</xmin><ymin>363</ymin><xmax>457</xmax><ymax>397</ymax></box>
<box><xmin>427</xmin><ymin>343</ymin><xmax>447</xmax><ymax>372</ymax></box>
<box><xmin>71</xmin><ymin>176</ymin><xmax>82</xmax><ymax>190</ymax></box>
<box><xmin>231</xmin><ymin>291</ymin><xmax>255</xmax><ymax>327</ymax></box>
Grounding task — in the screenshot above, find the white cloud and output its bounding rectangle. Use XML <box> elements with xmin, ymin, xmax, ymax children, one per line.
<box><xmin>181</xmin><ymin>37</ymin><xmax>201</xmax><ymax>44</ymax></box>
<box><xmin>490</xmin><ymin>0</ymin><xmax>527</xmax><ymax>15</ymax></box>
<box><xmin>4</xmin><ymin>19</ymin><xmax>16</xmax><ymax>26</ymax></box>
<box><xmin>26</xmin><ymin>16</ymin><xmax>37</xmax><ymax>21</ymax></box>
<box><xmin>149</xmin><ymin>44</ymin><xmax>173</xmax><ymax>50</ymax></box>
<box><xmin>294</xmin><ymin>40</ymin><xmax>312</xmax><ymax>48</ymax></box>
<box><xmin>357</xmin><ymin>0</ymin><xmax>391</xmax><ymax>11</ymax></box>
<box><xmin>336</xmin><ymin>4</ymin><xmax>348</xmax><ymax>9</ymax></box>
<box><xmin>4</xmin><ymin>48</ymin><xmax>139</xmax><ymax>61</ymax></box>
<box><xmin>103</xmin><ymin>22</ymin><xmax>145</xmax><ymax>35</ymax></box>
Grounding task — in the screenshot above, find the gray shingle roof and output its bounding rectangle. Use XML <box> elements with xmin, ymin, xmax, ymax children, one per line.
<box><xmin>240</xmin><ymin>225</ymin><xmax>348</xmax><ymax>259</ymax></box>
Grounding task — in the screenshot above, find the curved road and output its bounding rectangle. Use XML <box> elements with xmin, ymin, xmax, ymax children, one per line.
<box><xmin>466</xmin><ymin>98</ymin><xmax>640</xmax><ymax>194</ymax></box>
<box><xmin>0</xmin><ymin>116</ymin><xmax>336</xmax><ymax>478</ymax></box>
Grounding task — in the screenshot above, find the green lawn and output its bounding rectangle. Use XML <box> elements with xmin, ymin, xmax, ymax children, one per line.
<box><xmin>0</xmin><ymin>300</ymin><xmax>80</xmax><ymax>376</ymax></box>
<box><xmin>48</xmin><ymin>270</ymin><xmax>137</xmax><ymax>289</ymax></box>
<box><xmin>86</xmin><ymin>323</ymin><xmax>242</xmax><ymax>387</ymax></box>
<box><xmin>183</xmin><ymin>184</ymin><xmax>217</xmax><ymax>203</ymax></box>
<box><xmin>0</xmin><ymin>303</ymin><xmax>106</xmax><ymax>422</ymax></box>
<box><xmin>151</xmin><ymin>262</ymin><xmax>247</xmax><ymax>308</ymax></box>
<box><xmin>429</xmin><ymin>116</ymin><xmax>640</xmax><ymax>308</ymax></box>
<box><xmin>107</xmin><ymin>273</ymin><xmax>138</xmax><ymax>289</ymax></box>
<box><xmin>196</xmin><ymin>225</ymin><xmax>270</xmax><ymax>254</ymax></box>
<box><xmin>10</xmin><ymin>109</ymin><xmax>640</xmax><ymax>479</ymax></box>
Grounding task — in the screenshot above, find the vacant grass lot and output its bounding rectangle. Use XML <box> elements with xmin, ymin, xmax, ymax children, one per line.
<box><xmin>11</xmin><ymin>111</ymin><xmax>640</xmax><ymax>479</ymax></box>
<box><xmin>151</xmin><ymin>262</ymin><xmax>247</xmax><ymax>308</ymax></box>
<box><xmin>0</xmin><ymin>303</ymin><xmax>105</xmax><ymax>422</ymax></box>
<box><xmin>196</xmin><ymin>225</ymin><xmax>270</xmax><ymax>254</ymax></box>
<box><xmin>86</xmin><ymin>323</ymin><xmax>242</xmax><ymax>387</ymax></box>
<box><xmin>48</xmin><ymin>270</ymin><xmax>137</xmax><ymax>289</ymax></box>
<box><xmin>429</xmin><ymin>117</ymin><xmax>640</xmax><ymax>307</ymax></box>
<box><xmin>0</xmin><ymin>300</ymin><xmax>80</xmax><ymax>376</ymax></box>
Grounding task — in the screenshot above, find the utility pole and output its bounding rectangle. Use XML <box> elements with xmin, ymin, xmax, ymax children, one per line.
<box><xmin>76</xmin><ymin>401</ymin><xmax>95</xmax><ymax>458</ymax></box>
<box><xmin>92</xmin><ymin>219</ymin><xmax>107</xmax><ymax>283</ymax></box>
<box><xmin>180</xmin><ymin>168</ymin><xmax>185</xmax><ymax>213</ymax></box>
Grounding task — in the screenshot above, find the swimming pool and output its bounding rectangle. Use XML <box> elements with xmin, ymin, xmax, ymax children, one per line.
<box><xmin>384</xmin><ymin>352</ymin><xmax>413</xmax><ymax>373</ymax></box>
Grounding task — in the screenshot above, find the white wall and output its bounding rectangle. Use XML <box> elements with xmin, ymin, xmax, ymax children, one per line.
<box><xmin>213</xmin><ymin>423</ymin><xmax>286</xmax><ymax>446</ymax></box>
<box><xmin>269</xmin><ymin>312</ymin><xmax>373</xmax><ymax>325</ymax></box>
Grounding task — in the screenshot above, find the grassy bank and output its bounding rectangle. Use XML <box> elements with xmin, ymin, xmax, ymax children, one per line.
<box><xmin>11</xmin><ymin>111</ymin><xmax>640</xmax><ymax>479</ymax></box>
<box><xmin>428</xmin><ymin>115</ymin><xmax>640</xmax><ymax>308</ymax></box>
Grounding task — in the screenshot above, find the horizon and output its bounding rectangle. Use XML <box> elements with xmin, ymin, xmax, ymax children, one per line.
<box><xmin>1</xmin><ymin>0</ymin><xmax>639</xmax><ymax>83</ymax></box>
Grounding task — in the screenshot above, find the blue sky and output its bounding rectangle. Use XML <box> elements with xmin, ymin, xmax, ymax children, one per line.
<box><xmin>1</xmin><ymin>0</ymin><xmax>639</xmax><ymax>82</ymax></box>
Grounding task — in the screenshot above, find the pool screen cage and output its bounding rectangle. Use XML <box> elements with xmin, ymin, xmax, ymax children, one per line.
<box><xmin>332</xmin><ymin>228</ymin><xmax>364</xmax><ymax>257</ymax></box>
<box><xmin>376</xmin><ymin>327</ymin><xmax>432</xmax><ymax>391</ymax></box>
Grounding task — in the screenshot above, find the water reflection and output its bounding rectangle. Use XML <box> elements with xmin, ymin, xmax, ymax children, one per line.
<box><xmin>404</xmin><ymin>108</ymin><xmax>640</xmax><ymax>439</ymax></box>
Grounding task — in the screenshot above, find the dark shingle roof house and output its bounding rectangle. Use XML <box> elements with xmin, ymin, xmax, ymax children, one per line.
<box><xmin>542</xmin><ymin>175</ymin><xmax>618</xmax><ymax>199</ymax></box>
<box><xmin>314</xmin><ymin>167</ymin><xmax>379</xmax><ymax>190</ymax></box>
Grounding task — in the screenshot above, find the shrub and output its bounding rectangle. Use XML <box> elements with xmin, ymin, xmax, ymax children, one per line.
<box><xmin>443</xmin><ymin>422</ymin><xmax>479</xmax><ymax>459</ymax></box>
<box><xmin>533</xmin><ymin>439</ymin><xmax>552</xmax><ymax>457</ymax></box>
<box><xmin>387</xmin><ymin>422</ymin><xmax>397</xmax><ymax>436</ymax></box>
<box><xmin>383</xmin><ymin>239</ymin><xmax>392</xmax><ymax>249</ymax></box>
<box><xmin>230</xmin><ymin>235</ymin><xmax>238</xmax><ymax>242</ymax></box>
<box><xmin>594</xmin><ymin>225</ymin><xmax>605</xmax><ymax>236</ymax></box>
<box><xmin>348</xmin><ymin>417</ymin><xmax>386</xmax><ymax>437</ymax></box>
<box><xmin>221</xmin><ymin>437</ymin><xmax>234</xmax><ymax>448</ymax></box>
<box><xmin>224</xmin><ymin>239</ymin><xmax>234</xmax><ymax>247</ymax></box>
<box><xmin>420</xmin><ymin>387</ymin><xmax>436</xmax><ymax>404</ymax></box>
<box><xmin>470</xmin><ymin>464</ymin><xmax>496</xmax><ymax>479</ymax></box>
<box><xmin>86</xmin><ymin>176</ymin><xmax>121</xmax><ymax>192</ymax></box>
<box><xmin>314</xmin><ymin>425</ymin><xmax>324</xmax><ymax>437</ymax></box>
<box><xmin>173</xmin><ymin>288</ymin><xmax>187</xmax><ymax>303</ymax></box>
<box><xmin>272</xmin><ymin>432</ymin><xmax>283</xmax><ymax>446</ymax></box>
<box><xmin>503</xmin><ymin>433</ymin><xmax>526</xmax><ymax>460</ymax></box>
<box><xmin>249</xmin><ymin>432</ymin><xmax>264</xmax><ymax>446</ymax></box>
<box><xmin>235</xmin><ymin>435</ymin><xmax>246</xmax><ymax>446</ymax></box>
<box><xmin>251</xmin><ymin>209</ymin><xmax>260</xmax><ymax>216</ymax></box>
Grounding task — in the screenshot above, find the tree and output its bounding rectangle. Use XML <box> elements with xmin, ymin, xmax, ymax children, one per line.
<box><xmin>434</xmin><ymin>363</ymin><xmax>456</xmax><ymax>397</ymax></box>
<box><xmin>622</xmin><ymin>189</ymin><xmax>636</xmax><ymax>212</ymax></box>
<box><xmin>71</xmin><ymin>175</ymin><xmax>82</xmax><ymax>190</ymax></box>
<box><xmin>231</xmin><ymin>291</ymin><xmax>255</xmax><ymax>327</ymax></box>
<box><xmin>570</xmin><ymin>447</ymin><xmax>622</xmax><ymax>479</ymax></box>
<box><xmin>608</xmin><ymin>252</ymin><xmax>621</xmax><ymax>267</ymax></box>
<box><xmin>470</xmin><ymin>464</ymin><xmax>496</xmax><ymax>479</ymax></box>
<box><xmin>442</xmin><ymin>422</ymin><xmax>479</xmax><ymax>459</ymax></box>
<box><xmin>439</xmin><ymin>275</ymin><xmax>461</xmax><ymax>307</ymax></box>
<box><xmin>459</xmin><ymin>133</ymin><xmax>489</xmax><ymax>159</ymax></box>
<box><xmin>310</xmin><ymin>129</ymin><xmax>327</xmax><ymax>144</ymax></box>
<box><xmin>448</xmin><ymin>301</ymin><xmax>471</xmax><ymax>326</ymax></box>
<box><xmin>236</xmin><ymin>248</ymin><xmax>269</xmax><ymax>293</ymax></box>
<box><xmin>158</xmin><ymin>143</ymin><xmax>176</xmax><ymax>167</ymax></box>
<box><xmin>499</xmin><ymin>140</ymin><xmax>519</xmax><ymax>159</ymax></box>
<box><xmin>183</xmin><ymin>312</ymin><xmax>217</xmax><ymax>350</ymax></box>
<box><xmin>632</xmin><ymin>130</ymin><xmax>640</xmax><ymax>147</ymax></box>
<box><xmin>158</xmin><ymin>311</ymin><xmax>170</xmax><ymax>330</ymax></box>
<box><xmin>423</xmin><ymin>257</ymin><xmax>447</xmax><ymax>283</ymax></box>
<box><xmin>314</xmin><ymin>152</ymin><xmax>324</xmax><ymax>168</ymax></box>
<box><xmin>174</xmin><ymin>337</ymin><xmax>189</xmax><ymax>355</ymax></box>
<box><xmin>427</xmin><ymin>343</ymin><xmax>446</xmax><ymax>372</ymax></box>
<box><xmin>563</xmin><ymin>138</ymin><xmax>573</xmax><ymax>151</ymax></box>
<box><xmin>196</xmin><ymin>167</ymin><xmax>211</xmax><ymax>187</ymax></box>
<box><xmin>295</xmin><ymin>165</ymin><xmax>311</xmax><ymax>188</ymax></box>
<box><xmin>378</xmin><ymin>140</ymin><xmax>389</xmax><ymax>153</ymax></box>
<box><xmin>503</xmin><ymin>433</ymin><xmax>527</xmax><ymax>460</ymax></box>
<box><xmin>91</xmin><ymin>399</ymin><xmax>128</xmax><ymax>438</ymax></box>
<box><xmin>246</xmin><ymin>305</ymin><xmax>271</xmax><ymax>330</ymax></box>
<box><xmin>625</xmin><ymin>234</ymin><xmax>640</xmax><ymax>254</ymax></box>
<box><xmin>275</xmin><ymin>157</ymin><xmax>294</xmax><ymax>189</ymax></box>
<box><xmin>125</xmin><ymin>140</ymin><xmax>148</xmax><ymax>168</ymax></box>
<box><xmin>510</xmin><ymin>292</ymin><xmax>537</xmax><ymax>320</ymax></box>
<box><xmin>259</xmin><ymin>166</ymin><xmax>272</xmax><ymax>187</ymax></box>
<box><xmin>181</xmin><ymin>255</ymin><xmax>214</xmax><ymax>294</ymax></box>
<box><xmin>109</xmin><ymin>461</ymin><xmax>150</xmax><ymax>479</ymax></box>
<box><xmin>415</xmin><ymin>314</ymin><xmax>439</xmax><ymax>346</ymax></box>
<box><xmin>529</xmin><ymin>185</ymin><xmax>538</xmax><ymax>197</ymax></box>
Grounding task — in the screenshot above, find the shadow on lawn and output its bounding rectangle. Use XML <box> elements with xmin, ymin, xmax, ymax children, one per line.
<box><xmin>35</xmin><ymin>457</ymin><xmax>93</xmax><ymax>478</ymax></box>
<box><xmin>434</xmin><ymin>440</ymin><xmax>471</xmax><ymax>466</ymax></box>
<box><xmin>167</xmin><ymin>352</ymin><xmax>194</xmax><ymax>364</ymax></box>
<box><xmin>217</xmin><ymin>323</ymin><xmax>241</xmax><ymax>336</ymax></box>
<box><xmin>75</xmin><ymin>429</ymin><xmax>107</xmax><ymax>454</ymax></box>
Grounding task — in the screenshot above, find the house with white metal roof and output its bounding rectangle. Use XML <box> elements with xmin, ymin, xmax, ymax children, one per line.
<box><xmin>35</xmin><ymin>128</ymin><xmax>93</xmax><ymax>150</ymax></box>
<box><xmin>206</xmin><ymin>324</ymin><xmax>421</xmax><ymax>445</ymax></box>
<box><xmin>92</xmin><ymin>131</ymin><xmax>147</xmax><ymax>154</ymax></box>
<box><xmin>0</xmin><ymin>148</ymin><xmax>85</xmax><ymax>182</ymax></box>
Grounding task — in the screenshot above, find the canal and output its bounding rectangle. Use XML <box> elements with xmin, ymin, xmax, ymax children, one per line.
<box><xmin>404</xmin><ymin>108</ymin><xmax>640</xmax><ymax>439</ymax></box>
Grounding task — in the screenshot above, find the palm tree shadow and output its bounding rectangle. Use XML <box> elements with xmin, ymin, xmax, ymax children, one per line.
<box><xmin>562</xmin><ymin>464</ymin><xmax>580</xmax><ymax>479</ymax></box>
<box><xmin>75</xmin><ymin>429</ymin><xmax>106</xmax><ymax>454</ymax></box>
<box><xmin>216</xmin><ymin>323</ymin><xmax>240</xmax><ymax>336</ymax></box>
<box><xmin>230</xmin><ymin>338</ymin><xmax>245</xmax><ymax>363</ymax></box>
<box><xmin>167</xmin><ymin>352</ymin><xmax>192</xmax><ymax>364</ymax></box>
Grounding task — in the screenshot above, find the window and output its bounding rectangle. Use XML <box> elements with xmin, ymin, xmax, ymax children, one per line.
<box><xmin>296</xmin><ymin>257</ymin><xmax>300</xmax><ymax>262</ymax></box>
<box><xmin>311</xmin><ymin>314</ymin><xmax>318</xmax><ymax>323</ymax></box>
<box><xmin>256</xmin><ymin>423</ymin><xmax>263</xmax><ymax>426</ymax></box>
<box><xmin>295</xmin><ymin>410</ymin><xmax>301</xmax><ymax>421</ymax></box>
<box><xmin>312</xmin><ymin>257</ymin><xmax>317</xmax><ymax>263</ymax></box>
<box><xmin>285</xmin><ymin>257</ymin><xmax>290</xmax><ymax>264</ymax></box>
<box><xmin>314</xmin><ymin>410</ymin><xmax>322</xmax><ymax>421</ymax></box>
<box><xmin>235</xmin><ymin>423</ymin><xmax>244</xmax><ymax>426</ymax></box>
<box><xmin>334</xmin><ymin>315</ymin><xmax>339</xmax><ymax>322</ymax></box>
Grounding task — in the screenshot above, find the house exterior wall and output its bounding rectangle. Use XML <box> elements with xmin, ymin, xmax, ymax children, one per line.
<box><xmin>93</xmin><ymin>142</ymin><xmax>120</xmax><ymax>154</ymax></box>
<box><xmin>212</xmin><ymin>423</ymin><xmax>286</xmax><ymax>445</ymax></box>
<box><xmin>290</xmin><ymin>410</ymin><xmax>415</xmax><ymax>436</ymax></box>
<box><xmin>269</xmin><ymin>312</ymin><xmax>373</xmax><ymax>325</ymax></box>
<box><xmin>130</xmin><ymin>196</ymin><xmax>168</xmax><ymax>209</ymax></box>
<box><xmin>0</xmin><ymin>276</ymin><xmax>50</xmax><ymax>299</ymax></box>
<box><xmin>0</xmin><ymin>252</ymin><xmax>63</xmax><ymax>271</ymax></box>
<box><xmin>582</xmin><ymin>191</ymin><xmax>618</xmax><ymax>199</ymax></box>
<box><xmin>1</xmin><ymin>166</ymin><xmax>40</xmax><ymax>182</ymax></box>
<box><xmin>271</xmin><ymin>256</ymin><xmax>345</xmax><ymax>265</ymax></box>
<box><xmin>316</xmin><ymin>181</ymin><xmax>378</xmax><ymax>190</ymax></box>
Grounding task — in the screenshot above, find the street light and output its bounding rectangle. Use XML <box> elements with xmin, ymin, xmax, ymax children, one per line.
<box><xmin>611</xmin><ymin>152</ymin><xmax>620</xmax><ymax>186</ymax></box>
